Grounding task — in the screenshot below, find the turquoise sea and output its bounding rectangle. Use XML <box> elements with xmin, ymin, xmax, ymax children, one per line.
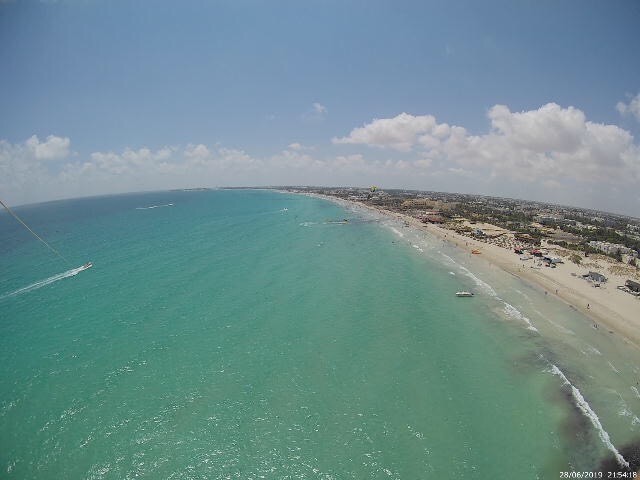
<box><xmin>1</xmin><ymin>189</ymin><xmax>639</xmax><ymax>479</ymax></box>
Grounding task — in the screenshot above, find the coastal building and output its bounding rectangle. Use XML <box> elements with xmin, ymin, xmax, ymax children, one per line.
<box><xmin>421</xmin><ymin>214</ymin><xmax>445</xmax><ymax>224</ymax></box>
<box><xmin>588</xmin><ymin>240</ymin><xmax>638</xmax><ymax>257</ymax></box>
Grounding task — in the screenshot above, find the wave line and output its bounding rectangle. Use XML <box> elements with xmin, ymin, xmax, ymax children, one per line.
<box><xmin>548</xmin><ymin>364</ymin><xmax>629</xmax><ymax>469</ymax></box>
<box><xmin>1</xmin><ymin>264</ymin><xmax>91</xmax><ymax>300</ymax></box>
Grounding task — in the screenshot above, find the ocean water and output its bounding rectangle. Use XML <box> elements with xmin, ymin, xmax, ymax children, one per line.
<box><xmin>0</xmin><ymin>190</ymin><xmax>638</xmax><ymax>479</ymax></box>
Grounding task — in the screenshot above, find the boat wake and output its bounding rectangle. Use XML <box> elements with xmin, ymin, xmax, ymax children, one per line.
<box><xmin>136</xmin><ymin>203</ymin><xmax>173</xmax><ymax>210</ymax></box>
<box><xmin>1</xmin><ymin>264</ymin><xmax>92</xmax><ymax>299</ymax></box>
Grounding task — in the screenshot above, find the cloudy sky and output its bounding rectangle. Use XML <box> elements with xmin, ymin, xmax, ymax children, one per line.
<box><xmin>1</xmin><ymin>1</ymin><xmax>639</xmax><ymax>216</ymax></box>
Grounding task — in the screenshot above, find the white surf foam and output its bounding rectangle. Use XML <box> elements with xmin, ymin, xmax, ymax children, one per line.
<box><xmin>585</xmin><ymin>345</ymin><xmax>602</xmax><ymax>356</ymax></box>
<box><xmin>1</xmin><ymin>265</ymin><xmax>89</xmax><ymax>299</ymax></box>
<box><xmin>459</xmin><ymin>266</ymin><xmax>498</xmax><ymax>297</ymax></box>
<box><xmin>631</xmin><ymin>386</ymin><xmax>640</xmax><ymax>399</ymax></box>
<box><xmin>618</xmin><ymin>406</ymin><xmax>633</xmax><ymax>418</ymax></box>
<box><xmin>529</xmin><ymin>306</ymin><xmax>576</xmax><ymax>335</ymax></box>
<box><xmin>438</xmin><ymin>252</ymin><xmax>457</xmax><ymax>265</ymax></box>
<box><xmin>614</xmin><ymin>393</ymin><xmax>640</xmax><ymax>426</ymax></box>
<box><xmin>607</xmin><ymin>361</ymin><xmax>621</xmax><ymax>374</ymax></box>
<box><xmin>412</xmin><ymin>244</ymin><xmax>424</xmax><ymax>253</ymax></box>
<box><xmin>548</xmin><ymin>364</ymin><xmax>629</xmax><ymax>469</ymax></box>
<box><xmin>389</xmin><ymin>226</ymin><xmax>404</xmax><ymax>238</ymax></box>
<box><xmin>502</xmin><ymin>302</ymin><xmax>538</xmax><ymax>332</ymax></box>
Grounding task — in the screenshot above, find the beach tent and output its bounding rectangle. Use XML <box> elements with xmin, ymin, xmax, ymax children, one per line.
<box><xmin>588</xmin><ymin>271</ymin><xmax>607</xmax><ymax>283</ymax></box>
<box><xmin>626</xmin><ymin>279</ymin><xmax>640</xmax><ymax>293</ymax></box>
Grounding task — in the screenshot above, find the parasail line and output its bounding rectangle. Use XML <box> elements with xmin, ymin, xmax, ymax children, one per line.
<box><xmin>0</xmin><ymin>198</ymin><xmax>71</xmax><ymax>266</ymax></box>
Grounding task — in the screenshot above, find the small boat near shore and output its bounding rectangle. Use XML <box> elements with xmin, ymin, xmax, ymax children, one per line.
<box><xmin>455</xmin><ymin>291</ymin><xmax>474</xmax><ymax>297</ymax></box>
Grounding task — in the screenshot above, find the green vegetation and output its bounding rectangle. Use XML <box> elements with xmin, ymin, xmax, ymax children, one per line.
<box><xmin>569</xmin><ymin>253</ymin><xmax>582</xmax><ymax>265</ymax></box>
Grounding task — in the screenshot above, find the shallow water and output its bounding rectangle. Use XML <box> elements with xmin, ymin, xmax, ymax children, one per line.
<box><xmin>0</xmin><ymin>190</ymin><xmax>637</xmax><ymax>478</ymax></box>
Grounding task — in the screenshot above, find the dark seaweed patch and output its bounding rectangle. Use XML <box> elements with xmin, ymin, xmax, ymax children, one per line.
<box><xmin>559</xmin><ymin>388</ymin><xmax>592</xmax><ymax>440</ymax></box>
<box><xmin>598</xmin><ymin>440</ymin><xmax>640</xmax><ymax>473</ymax></box>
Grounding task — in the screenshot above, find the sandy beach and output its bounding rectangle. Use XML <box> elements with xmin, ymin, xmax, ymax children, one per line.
<box><xmin>309</xmin><ymin>193</ymin><xmax>640</xmax><ymax>350</ymax></box>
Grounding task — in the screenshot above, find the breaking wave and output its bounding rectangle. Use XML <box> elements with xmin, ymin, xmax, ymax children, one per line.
<box><xmin>459</xmin><ymin>266</ymin><xmax>498</xmax><ymax>297</ymax></box>
<box><xmin>502</xmin><ymin>302</ymin><xmax>538</xmax><ymax>332</ymax></box>
<box><xmin>547</xmin><ymin>364</ymin><xmax>629</xmax><ymax>469</ymax></box>
<box><xmin>389</xmin><ymin>227</ymin><xmax>404</xmax><ymax>238</ymax></box>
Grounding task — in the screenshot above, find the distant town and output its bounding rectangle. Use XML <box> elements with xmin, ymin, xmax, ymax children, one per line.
<box><xmin>261</xmin><ymin>185</ymin><xmax>640</xmax><ymax>294</ymax></box>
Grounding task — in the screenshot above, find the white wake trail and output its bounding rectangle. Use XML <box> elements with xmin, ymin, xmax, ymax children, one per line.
<box><xmin>136</xmin><ymin>203</ymin><xmax>173</xmax><ymax>210</ymax></box>
<box><xmin>1</xmin><ymin>264</ymin><xmax>91</xmax><ymax>299</ymax></box>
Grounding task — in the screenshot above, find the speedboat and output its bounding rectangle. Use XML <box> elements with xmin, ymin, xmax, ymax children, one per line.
<box><xmin>455</xmin><ymin>291</ymin><xmax>474</xmax><ymax>297</ymax></box>
<box><xmin>82</xmin><ymin>262</ymin><xmax>93</xmax><ymax>269</ymax></box>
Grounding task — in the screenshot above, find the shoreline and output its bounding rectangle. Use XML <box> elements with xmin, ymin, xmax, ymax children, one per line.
<box><xmin>302</xmin><ymin>192</ymin><xmax>640</xmax><ymax>351</ymax></box>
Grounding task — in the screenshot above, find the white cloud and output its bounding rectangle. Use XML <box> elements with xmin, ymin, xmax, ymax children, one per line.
<box><xmin>25</xmin><ymin>134</ymin><xmax>70</xmax><ymax>160</ymax></box>
<box><xmin>450</xmin><ymin>103</ymin><xmax>640</xmax><ymax>184</ymax></box>
<box><xmin>617</xmin><ymin>93</ymin><xmax>640</xmax><ymax>121</ymax></box>
<box><xmin>332</xmin><ymin>113</ymin><xmax>439</xmax><ymax>151</ymax></box>
<box><xmin>332</xmin><ymin>154</ymin><xmax>365</xmax><ymax>169</ymax></box>
<box><xmin>447</xmin><ymin>167</ymin><xmax>472</xmax><ymax>177</ymax></box>
<box><xmin>3</xmin><ymin>102</ymin><xmax>640</xmax><ymax>216</ymax></box>
<box><xmin>313</xmin><ymin>102</ymin><xmax>327</xmax><ymax>115</ymax></box>
<box><xmin>1</xmin><ymin>137</ymin><xmax>66</xmax><ymax>206</ymax></box>
<box><xmin>302</xmin><ymin>103</ymin><xmax>328</xmax><ymax>122</ymax></box>
<box><xmin>184</xmin><ymin>143</ymin><xmax>212</xmax><ymax>163</ymax></box>
<box><xmin>287</xmin><ymin>142</ymin><xmax>315</xmax><ymax>152</ymax></box>
<box><xmin>334</xmin><ymin>104</ymin><xmax>640</xmax><ymax>186</ymax></box>
<box><xmin>414</xmin><ymin>158</ymin><xmax>433</xmax><ymax>169</ymax></box>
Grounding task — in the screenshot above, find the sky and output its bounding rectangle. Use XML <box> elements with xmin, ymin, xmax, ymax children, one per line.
<box><xmin>1</xmin><ymin>0</ymin><xmax>639</xmax><ymax>216</ymax></box>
